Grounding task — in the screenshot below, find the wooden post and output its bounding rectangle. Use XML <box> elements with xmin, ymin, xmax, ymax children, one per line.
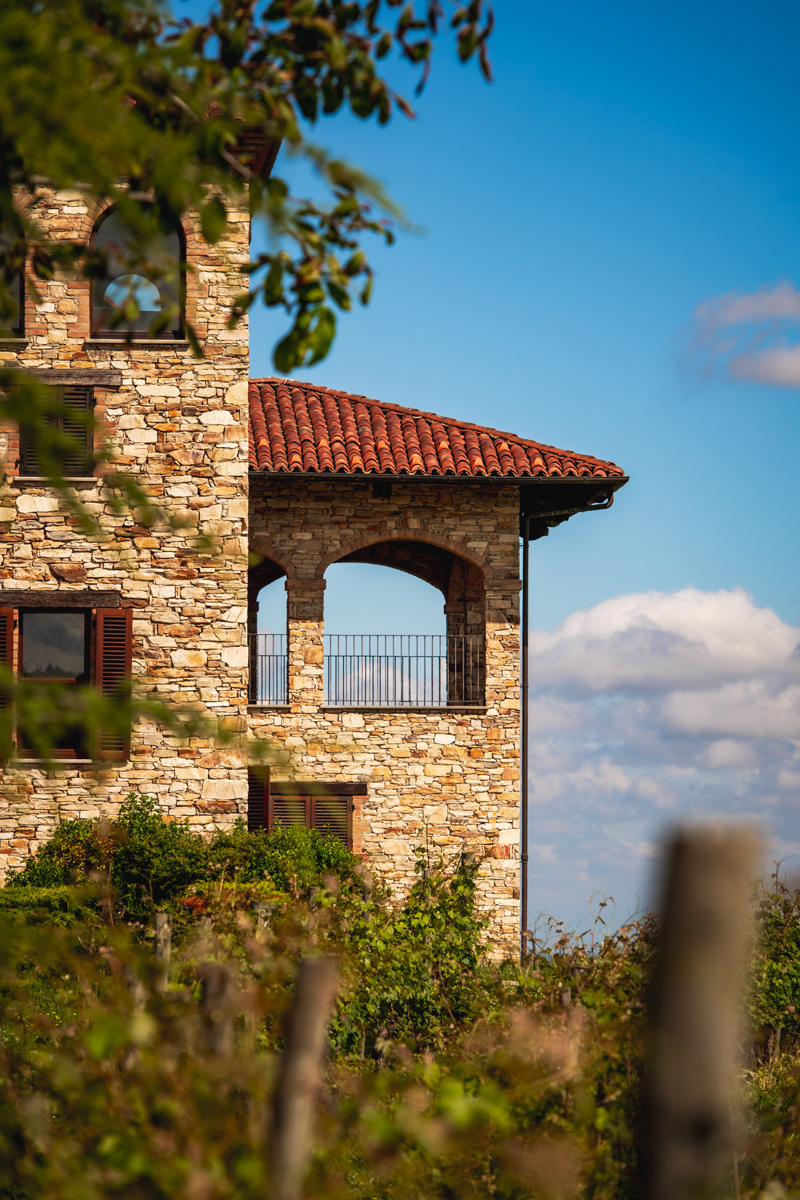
<box><xmin>199</xmin><ymin>962</ymin><xmax>235</xmax><ymax>1058</ymax></box>
<box><xmin>642</xmin><ymin>825</ymin><xmax>761</xmax><ymax>1200</ymax></box>
<box><xmin>270</xmin><ymin>956</ymin><xmax>338</xmax><ymax>1200</ymax></box>
<box><xmin>154</xmin><ymin>911</ymin><xmax>171</xmax><ymax>993</ymax></box>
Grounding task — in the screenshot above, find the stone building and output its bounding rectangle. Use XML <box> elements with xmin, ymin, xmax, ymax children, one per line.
<box><xmin>0</xmin><ymin>166</ymin><xmax>626</xmax><ymax>952</ymax></box>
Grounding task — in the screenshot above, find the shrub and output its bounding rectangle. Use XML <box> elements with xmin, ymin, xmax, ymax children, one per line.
<box><xmin>0</xmin><ymin>885</ymin><xmax>101</xmax><ymax>929</ymax></box>
<box><xmin>5</xmin><ymin>818</ymin><xmax>116</xmax><ymax>888</ymax></box>
<box><xmin>7</xmin><ymin>795</ymin><xmax>365</xmax><ymax>923</ymax></box>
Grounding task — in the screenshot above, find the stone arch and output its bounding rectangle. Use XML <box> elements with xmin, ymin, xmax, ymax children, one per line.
<box><xmin>321</xmin><ymin>532</ymin><xmax>486</xmax><ymax>706</ymax></box>
<box><xmin>249</xmin><ymin>538</ymin><xmax>294</xmax><ymax>585</ymax></box>
<box><xmin>315</xmin><ymin>526</ymin><xmax>489</xmax><ymax>584</ymax></box>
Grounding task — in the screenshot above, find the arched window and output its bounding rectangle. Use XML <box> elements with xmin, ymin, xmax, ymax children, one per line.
<box><xmin>91</xmin><ymin>205</ymin><xmax>184</xmax><ymax>338</ymax></box>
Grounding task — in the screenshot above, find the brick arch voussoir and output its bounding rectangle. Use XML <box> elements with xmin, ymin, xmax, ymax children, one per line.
<box><xmin>316</xmin><ymin>527</ymin><xmax>489</xmax><ymax>583</ymax></box>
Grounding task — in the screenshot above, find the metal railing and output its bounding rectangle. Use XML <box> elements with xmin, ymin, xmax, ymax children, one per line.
<box><xmin>248</xmin><ymin>632</ymin><xmax>484</xmax><ymax>707</ymax></box>
<box><xmin>324</xmin><ymin>634</ymin><xmax>484</xmax><ymax>707</ymax></box>
<box><xmin>249</xmin><ymin>633</ymin><xmax>287</xmax><ymax>705</ymax></box>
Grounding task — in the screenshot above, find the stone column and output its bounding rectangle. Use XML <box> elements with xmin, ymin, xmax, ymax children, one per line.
<box><xmin>286</xmin><ymin>579</ymin><xmax>325</xmax><ymax>712</ymax></box>
<box><xmin>484</xmin><ymin>579</ymin><xmax>522</xmax><ymax>713</ymax></box>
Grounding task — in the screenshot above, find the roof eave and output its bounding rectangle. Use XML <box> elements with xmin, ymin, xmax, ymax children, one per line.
<box><xmin>249</xmin><ymin>470</ymin><xmax>628</xmax><ymax>488</ymax></box>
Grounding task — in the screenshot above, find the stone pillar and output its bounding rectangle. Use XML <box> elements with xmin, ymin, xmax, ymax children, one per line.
<box><xmin>286</xmin><ymin>579</ymin><xmax>325</xmax><ymax>712</ymax></box>
<box><xmin>485</xmin><ymin>579</ymin><xmax>522</xmax><ymax>713</ymax></box>
<box><xmin>445</xmin><ymin>559</ymin><xmax>486</xmax><ymax>705</ymax></box>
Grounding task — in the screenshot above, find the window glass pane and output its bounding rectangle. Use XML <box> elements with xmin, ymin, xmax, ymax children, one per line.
<box><xmin>21</xmin><ymin>612</ymin><xmax>86</xmax><ymax>678</ymax></box>
<box><xmin>92</xmin><ymin>208</ymin><xmax>181</xmax><ymax>335</ymax></box>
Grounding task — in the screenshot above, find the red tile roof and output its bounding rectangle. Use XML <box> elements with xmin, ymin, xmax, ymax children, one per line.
<box><xmin>248</xmin><ymin>379</ymin><xmax>625</xmax><ymax>480</ymax></box>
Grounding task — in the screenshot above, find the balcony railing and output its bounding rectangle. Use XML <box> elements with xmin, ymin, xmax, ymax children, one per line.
<box><xmin>249</xmin><ymin>633</ymin><xmax>288</xmax><ymax>705</ymax></box>
<box><xmin>248</xmin><ymin>633</ymin><xmax>484</xmax><ymax>707</ymax></box>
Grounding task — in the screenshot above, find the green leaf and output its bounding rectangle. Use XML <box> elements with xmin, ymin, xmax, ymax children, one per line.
<box><xmin>200</xmin><ymin>196</ymin><xmax>227</xmax><ymax>244</ymax></box>
<box><xmin>307</xmin><ymin>306</ymin><xmax>337</xmax><ymax>365</ymax></box>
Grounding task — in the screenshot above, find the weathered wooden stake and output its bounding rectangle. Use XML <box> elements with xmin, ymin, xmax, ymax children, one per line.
<box><xmin>199</xmin><ymin>962</ymin><xmax>235</xmax><ymax>1058</ymax></box>
<box><xmin>643</xmin><ymin>825</ymin><xmax>761</xmax><ymax>1200</ymax></box>
<box><xmin>269</xmin><ymin>956</ymin><xmax>338</xmax><ymax>1200</ymax></box>
<box><xmin>154</xmin><ymin>911</ymin><xmax>171</xmax><ymax>993</ymax></box>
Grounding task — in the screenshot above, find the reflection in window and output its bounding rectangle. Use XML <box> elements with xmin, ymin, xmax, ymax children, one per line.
<box><xmin>21</xmin><ymin>611</ymin><xmax>88</xmax><ymax>679</ymax></box>
<box><xmin>91</xmin><ymin>206</ymin><xmax>183</xmax><ymax>338</ymax></box>
<box><xmin>19</xmin><ymin>609</ymin><xmax>91</xmax><ymax>758</ymax></box>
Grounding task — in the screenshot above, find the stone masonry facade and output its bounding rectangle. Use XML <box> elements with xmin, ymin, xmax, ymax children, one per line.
<box><xmin>249</xmin><ymin>476</ymin><xmax>522</xmax><ymax>951</ymax></box>
<box><xmin>0</xmin><ymin>186</ymin><xmax>252</xmax><ymax>866</ymax></box>
<box><xmin>0</xmin><ymin>183</ymin><xmax>531</xmax><ymax>956</ymax></box>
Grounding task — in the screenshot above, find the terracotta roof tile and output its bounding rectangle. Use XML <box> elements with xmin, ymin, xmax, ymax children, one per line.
<box><xmin>248</xmin><ymin>378</ymin><xmax>626</xmax><ymax>480</ymax></box>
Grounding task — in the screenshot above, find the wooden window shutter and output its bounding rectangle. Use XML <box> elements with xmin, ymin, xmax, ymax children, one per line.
<box><xmin>247</xmin><ymin>767</ymin><xmax>270</xmax><ymax>831</ymax></box>
<box><xmin>20</xmin><ymin>387</ymin><xmax>93</xmax><ymax>476</ymax></box>
<box><xmin>60</xmin><ymin>387</ymin><xmax>93</xmax><ymax>476</ymax></box>
<box><xmin>311</xmin><ymin>792</ymin><xmax>351</xmax><ymax>848</ymax></box>
<box><xmin>270</xmin><ymin>792</ymin><xmax>310</xmax><ymax>831</ymax></box>
<box><xmin>0</xmin><ymin>608</ymin><xmax>13</xmax><ymax>712</ymax></box>
<box><xmin>95</xmin><ymin>608</ymin><xmax>132</xmax><ymax>759</ymax></box>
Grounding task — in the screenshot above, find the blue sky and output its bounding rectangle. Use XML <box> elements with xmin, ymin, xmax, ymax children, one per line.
<box><xmin>189</xmin><ymin>0</ymin><xmax>800</xmax><ymax>925</ymax></box>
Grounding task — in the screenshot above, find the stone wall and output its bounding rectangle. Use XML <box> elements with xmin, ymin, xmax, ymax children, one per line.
<box><xmin>248</xmin><ymin>476</ymin><xmax>522</xmax><ymax>953</ymax></box>
<box><xmin>0</xmin><ymin>187</ymin><xmax>251</xmax><ymax>872</ymax></box>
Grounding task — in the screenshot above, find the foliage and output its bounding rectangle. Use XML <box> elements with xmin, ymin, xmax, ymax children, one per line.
<box><xmin>0</xmin><ymin>884</ymin><xmax>102</xmax><ymax>929</ymax></box>
<box><xmin>749</xmin><ymin>871</ymin><xmax>800</xmax><ymax>1060</ymax></box>
<box><xmin>207</xmin><ymin>818</ymin><xmax>363</xmax><ymax>893</ymax></box>
<box><xmin>4</xmin><ymin>809</ymin><xmax>800</xmax><ymax>1198</ymax></box>
<box><xmin>6</xmin><ymin>794</ymin><xmax>364</xmax><ymax>920</ymax></box>
<box><xmin>329</xmin><ymin>847</ymin><xmax>501</xmax><ymax>1055</ymax></box>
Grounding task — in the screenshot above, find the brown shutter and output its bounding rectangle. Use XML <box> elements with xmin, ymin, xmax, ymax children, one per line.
<box><xmin>0</xmin><ymin>608</ymin><xmax>13</xmax><ymax>712</ymax></box>
<box><xmin>311</xmin><ymin>792</ymin><xmax>351</xmax><ymax>848</ymax></box>
<box><xmin>270</xmin><ymin>792</ymin><xmax>310</xmax><ymax>831</ymax></box>
<box><xmin>60</xmin><ymin>387</ymin><xmax>93</xmax><ymax>476</ymax></box>
<box><xmin>247</xmin><ymin>767</ymin><xmax>270</xmax><ymax>831</ymax></box>
<box><xmin>95</xmin><ymin>608</ymin><xmax>132</xmax><ymax>759</ymax></box>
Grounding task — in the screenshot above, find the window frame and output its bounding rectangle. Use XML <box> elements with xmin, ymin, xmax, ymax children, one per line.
<box><xmin>90</xmin><ymin>204</ymin><xmax>186</xmax><ymax>341</ymax></box>
<box><xmin>0</xmin><ymin>602</ymin><xmax>132</xmax><ymax>762</ymax></box>
<box><xmin>247</xmin><ymin>772</ymin><xmax>363</xmax><ymax>850</ymax></box>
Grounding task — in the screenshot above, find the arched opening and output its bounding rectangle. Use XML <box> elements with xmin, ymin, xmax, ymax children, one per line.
<box><xmin>91</xmin><ymin>203</ymin><xmax>184</xmax><ymax>338</ymax></box>
<box><xmin>248</xmin><ymin>556</ymin><xmax>287</xmax><ymax>704</ymax></box>
<box><xmin>323</xmin><ymin>540</ymin><xmax>485</xmax><ymax>707</ymax></box>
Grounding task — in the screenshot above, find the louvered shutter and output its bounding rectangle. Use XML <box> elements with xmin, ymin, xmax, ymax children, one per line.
<box><xmin>95</xmin><ymin>608</ymin><xmax>132</xmax><ymax>759</ymax></box>
<box><xmin>311</xmin><ymin>792</ymin><xmax>351</xmax><ymax>848</ymax></box>
<box><xmin>60</xmin><ymin>387</ymin><xmax>93</xmax><ymax>476</ymax></box>
<box><xmin>0</xmin><ymin>608</ymin><xmax>13</xmax><ymax>713</ymax></box>
<box><xmin>247</xmin><ymin>768</ymin><xmax>270</xmax><ymax>831</ymax></box>
<box><xmin>20</xmin><ymin>387</ymin><xmax>92</xmax><ymax>477</ymax></box>
<box><xmin>270</xmin><ymin>792</ymin><xmax>310</xmax><ymax>831</ymax></box>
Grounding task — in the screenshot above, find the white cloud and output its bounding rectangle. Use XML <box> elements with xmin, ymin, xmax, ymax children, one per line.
<box><xmin>528</xmin><ymin>587</ymin><xmax>800</xmax><ymax>923</ymax></box>
<box><xmin>688</xmin><ymin>282</ymin><xmax>800</xmax><ymax>388</ymax></box>
<box><xmin>531</xmin><ymin>586</ymin><xmax>800</xmax><ymax>695</ymax></box>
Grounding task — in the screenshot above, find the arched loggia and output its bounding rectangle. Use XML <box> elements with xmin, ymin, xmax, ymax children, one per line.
<box><xmin>323</xmin><ymin>539</ymin><xmax>485</xmax><ymax>707</ymax></box>
<box><xmin>248</xmin><ymin>555</ymin><xmax>287</xmax><ymax>704</ymax></box>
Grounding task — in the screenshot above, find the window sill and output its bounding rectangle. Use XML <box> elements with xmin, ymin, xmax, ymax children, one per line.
<box><xmin>0</xmin><ymin>338</ymin><xmax>29</xmax><ymax>347</ymax></box>
<box><xmin>83</xmin><ymin>338</ymin><xmax>190</xmax><ymax>349</ymax></box>
<box><xmin>13</xmin><ymin>758</ymin><xmax>94</xmax><ymax>767</ymax></box>
<box><xmin>248</xmin><ymin>704</ymin><xmax>292</xmax><ymax>712</ymax></box>
<box><xmin>14</xmin><ymin>476</ymin><xmax>97</xmax><ymax>489</ymax></box>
